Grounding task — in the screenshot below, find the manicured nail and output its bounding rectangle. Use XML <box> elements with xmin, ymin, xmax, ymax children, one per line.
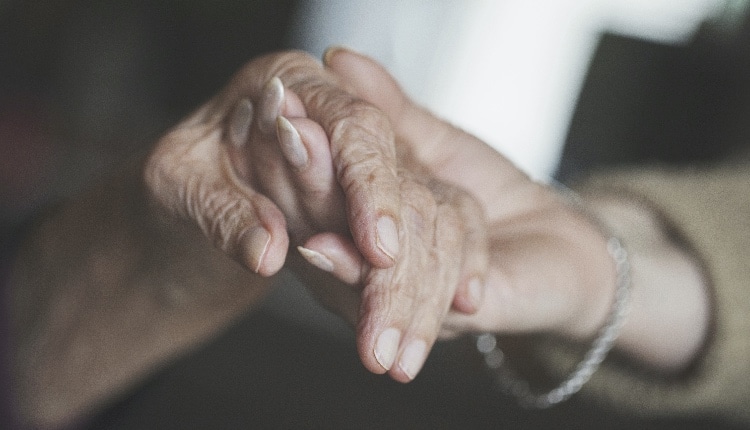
<box><xmin>259</xmin><ymin>77</ymin><xmax>284</xmax><ymax>134</ymax></box>
<box><xmin>297</xmin><ymin>246</ymin><xmax>334</xmax><ymax>272</ymax></box>
<box><xmin>376</xmin><ymin>216</ymin><xmax>399</xmax><ymax>261</ymax></box>
<box><xmin>277</xmin><ymin>116</ymin><xmax>309</xmax><ymax>168</ymax></box>
<box><xmin>468</xmin><ymin>277</ymin><xmax>483</xmax><ymax>309</ymax></box>
<box><xmin>398</xmin><ymin>339</ymin><xmax>427</xmax><ymax>380</ymax></box>
<box><xmin>228</xmin><ymin>98</ymin><xmax>253</xmax><ymax>148</ymax></box>
<box><xmin>244</xmin><ymin>227</ymin><xmax>271</xmax><ymax>273</ymax></box>
<box><xmin>374</xmin><ymin>327</ymin><xmax>401</xmax><ymax>371</ymax></box>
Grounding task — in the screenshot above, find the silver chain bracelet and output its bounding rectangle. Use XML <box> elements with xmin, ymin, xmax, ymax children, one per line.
<box><xmin>476</xmin><ymin>200</ymin><xmax>632</xmax><ymax>408</ymax></box>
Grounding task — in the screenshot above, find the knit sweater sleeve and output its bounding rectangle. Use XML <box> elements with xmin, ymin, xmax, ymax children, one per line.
<box><xmin>540</xmin><ymin>164</ymin><xmax>750</xmax><ymax>424</ymax></box>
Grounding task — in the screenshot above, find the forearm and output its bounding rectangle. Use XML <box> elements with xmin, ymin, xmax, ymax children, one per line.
<box><xmin>9</xmin><ymin>158</ymin><xmax>272</xmax><ymax>428</ymax></box>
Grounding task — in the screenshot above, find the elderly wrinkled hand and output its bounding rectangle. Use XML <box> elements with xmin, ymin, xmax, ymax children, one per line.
<box><xmin>143</xmin><ymin>50</ymin><xmax>489</xmax><ymax>382</ymax></box>
<box><xmin>144</xmin><ymin>50</ymin><xmax>404</xmax><ymax>278</ymax></box>
<box><xmin>230</xmin><ymin>73</ymin><xmax>489</xmax><ymax>382</ymax></box>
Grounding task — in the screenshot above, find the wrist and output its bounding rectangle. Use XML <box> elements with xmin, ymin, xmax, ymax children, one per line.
<box><xmin>476</xmin><ymin>195</ymin><xmax>631</xmax><ymax>408</ymax></box>
<box><xmin>583</xmin><ymin>193</ymin><xmax>710</xmax><ymax>372</ymax></box>
<box><xmin>542</xmin><ymin>187</ymin><xmax>622</xmax><ymax>342</ymax></box>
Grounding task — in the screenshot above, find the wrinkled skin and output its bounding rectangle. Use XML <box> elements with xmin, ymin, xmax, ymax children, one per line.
<box><xmin>145</xmin><ymin>51</ymin><xmax>403</xmax><ymax>277</ymax></box>
<box><xmin>144</xmin><ymin>50</ymin><xmax>489</xmax><ymax>382</ymax></box>
<box><xmin>323</xmin><ymin>48</ymin><xmax>711</xmax><ymax>377</ymax></box>
<box><xmin>320</xmin><ymin>48</ymin><xmax>621</xmax><ymax>342</ymax></box>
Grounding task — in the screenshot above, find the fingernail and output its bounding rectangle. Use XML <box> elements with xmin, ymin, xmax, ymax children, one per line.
<box><xmin>260</xmin><ymin>76</ymin><xmax>284</xmax><ymax>134</ymax></box>
<box><xmin>244</xmin><ymin>227</ymin><xmax>271</xmax><ymax>273</ymax></box>
<box><xmin>468</xmin><ymin>277</ymin><xmax>483</xmax><ymax>309</ymax></box>
<box><xmin>374</xmin><ymin>327</ymin><xmax>401</xmax><ymax>371</ymax></box>
<box><xmin>376</xmin><ymin>216</ymin><xmax>399</xmax><ymax>261</ymax></box>
<box><xmin>399</xmin><ymin>339</ymin><xmax>427</xmax><ymax>380</ymax></box>
<box><xmin>228</xmin><ymin>98</ymin><xmax>253</xmax><ymax>148</ymax></box>
<box><xmin>277</xmin><ymin>116</ymin><xmax>309</xmax><ymax>168</ymax></box>
<box><xmin>323</xmin><ymin>45</ymin><xmax>350</xmax><ymax>65</ymax></box>
<box><xmin>297</xmin><ymin>246</ymin><xmax>334</xmax><ymax>272</ymax></box>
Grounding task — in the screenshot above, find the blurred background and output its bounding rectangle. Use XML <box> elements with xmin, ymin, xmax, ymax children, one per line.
<box><xmin>3</xmin><ymin>0</ymin><xmax>750</xmax><ymax>241</ymax></box>
<box><xmin>2</xmin><ymin>0</ymin><xmax>750</xmax><ymax>428</ymax></box>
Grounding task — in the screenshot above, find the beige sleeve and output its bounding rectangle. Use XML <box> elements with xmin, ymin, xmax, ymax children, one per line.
<box><xmin>539</xmin><ymin>164</ymin><xmax>750</xmax><ymax>424</ymax></box>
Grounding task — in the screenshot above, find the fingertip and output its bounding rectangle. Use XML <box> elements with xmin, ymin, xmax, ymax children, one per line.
<box><xmin>239</xmin><ymin>195</ymin><xmax>289</xmax><ymax>276</ymax></box>
<box><xmin>276</xmin><ymin>116</ymin><xmax>309</xmax><ymax>169</ymax></box>
<box><xmin>374</xmin><ymin>327</ymin><xmax>401</xmax><ymax>372</ymax></box>
<box><xmin>375</xmin><ymin>215</ymin><xmax>400</xmax><ymax>262</ymax></box>
<box><xmin>393</xmin><ymin>339</ymin><xmax>427</xmax><ymax>382</ymax></box>
<box><xmin>355</xmin><ymin>323</ymin><xmax>390</xmax><ymax>376</ymax></box>
<box><xmin>322</xmin><ymin>46</ymin><xmax>405</xmax><ymax>115</ymax></box>
<box><xmin>322</xmin><ymin>45</ymin><xmax>354</xmax><ymax>67</ymax></box>
<box><xmin>259</xmin><ymin>76</ymin><xmax>284</xmax><ymax>134</ymax></box>
<box><xmin>452</xmin><ymin>276</ymin><xmax>485</xmax><ymax>314</ymax></box>
<box><xmin>228</xmin><ymin>98</ymin><xmax>253</xmax><ymax>148</ymax></box>
<box><xmin>245</xmin><ymin>227</ymin><xmax>270</xmax><ymax>273</ymax></box>
<box><xmin>348</xmin><ymin>209</ymin><xmax>401</xmax><ymax>270</ymax></box>
<box><xmin>469</xmin><ymin>276</ymin><xmax>485</xmax><ymax>310</ymax></box>
<box><xmin>297</xmin><ymin>246</ymin><xmax>335</xmax><ymax>272</ymax></box>
<box><xmin>323</xmin><ymin>45</ymin><xmax>374</xmax><ymax>74</ymax></box>
<box><xmin>283</xmin><ymin>117</ymin><xmax>333</xmax><ymax>175</ymax></box>
<box><xmin>242</xmin><ymin>226</ymin><xmax>288</xmax><ymax>277</ymax></box>
<box><xmin>303</xmin><ymin>233</ymin><xmax>364</xmax><ymax>285</ymax></box>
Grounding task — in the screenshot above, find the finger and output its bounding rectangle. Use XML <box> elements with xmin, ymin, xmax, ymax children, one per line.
<box><xmin>290</xmin><ymin>78</ymin><xmax>401</xmax><ymax>270</ymax></box>
<box><xmin>295</xmin><ymin>233</ymin><xmax>364</xmax><ymax>328</ymax></box>
<box><xmin>276</xmin><ymin>116</ymin><xmax>310</xmax><ymax>170</ymax></box>
<box><xmin>452</xmin><ymin>277</ymin><xmax>485</xmax><ymax>315</ymax></box>
<box><xmin>388</xmin><ymin>202</ymin><xmax>465</xmax><ymax>382</ymax></box>
<box><xmin>298</xmin><ymin>232</ymin><xmax>365</xmax><ymax>286</ymax></box>
<box><xmin>256</xmin><ymin>77</ymin><xmax>307</xmax><ymax>139</ymax></box>
<box><xmin>258</xmin><ymin>77</ymin><xmax>284</xmax><ymax>135</ymax></box>
<box><xmin>225</xmin><ymin>98</ymin><xmax>254</xmax><ymax>181</ymax></box>
<box><xmin>356</xmin><ymin>183</ymin><xmax>462</xmax><ymax>381</ymax></box>
<box><xmin>282</xmin><ymin>88</ymin><xmax>307</xmax><ymax>118</ymax></box>
<box><xmin>276</xmin><ymin>116</ymin><xmax>333</xmax><ymax>185</ymax></box>
<box><xmin>277</xmin><ymin>116</ymin><xmax>348</xmax><ymax>236</ymax></box>
<box><xmin>324</xmin><ymin>47</ymin><xmax>455</xmax><ymax>163</ymax></box>
<box><xmin>145</xmin><ymin>130</ymin><xmax>289</xmax><ymax>277</ymax></box>
<box><xmin>323</xmin><ymin>46</ymin><xmax>408</xmax><ymax>119</ymax></box>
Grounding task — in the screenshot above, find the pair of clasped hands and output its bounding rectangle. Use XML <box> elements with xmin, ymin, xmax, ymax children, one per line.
<box><xmin>145</xmin><ymin>48</ymin><xmax>616</xmax><ymax>383</ymax></box>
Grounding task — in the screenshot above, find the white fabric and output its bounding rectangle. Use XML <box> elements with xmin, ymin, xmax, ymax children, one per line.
<box><xmin>292</xmin><ymin>0</ymin><xmax>726</xmax><ymax>179</ymax></box>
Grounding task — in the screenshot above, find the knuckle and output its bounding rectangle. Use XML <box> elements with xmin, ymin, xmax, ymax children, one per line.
<box><xmin>336</xmin><ymin>143</ymin><xmax>389</xmax><ymax>183</ymax></box>
<box><xmin>402</xmin><ymin>181</ymin><xmax>438</xmax><ymax>227</ymax></box>
<box><xmin>360</xmin><ymin>280</ymin><xmax>406</xmax><ymax>325</ymax></box>
<box><xmin>335</xmin><ymin>150</ymin><xmax>399</xmax><ymax>215</ymax></box>
<box><xmin>329</xmin><ymin>100</ymin><xmax>395</xmax><ymax>152</ymax></box>
<box><xmin>237</xmin><ymin>50</ymin><xmax>317</xmax><ymax>81</ymax></box>
<box><xmin>201</xmin><ymin>188</ymin><xmax>247</xmax><ymax>250</ymax></box>
<box><xmin>274</xmin><ymin>50</ymin><xmax>325</xmax><ymax>83</ymax></box>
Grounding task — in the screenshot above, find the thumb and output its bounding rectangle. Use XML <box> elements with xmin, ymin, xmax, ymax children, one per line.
<box><xmin>323</xmin><ymin>47</ymin><xmax>409</xmax><ymax>122</ymax></box>
<box><xmin>145</xmin><ymin>128</ymin><xmax>290</xmax><ymax>277</ymax></box>
<box><xmin>323</xmin><ymin>47</ymin><xmax>462</xmax><ymax>165</ymax></box>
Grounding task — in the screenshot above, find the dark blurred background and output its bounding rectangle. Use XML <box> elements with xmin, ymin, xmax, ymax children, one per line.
<box><xmin>0</xmin><ymin>0</ymin><xmax>297</xmax><ymax>244</ymax></box>
<box><xmin>2</xmin><ymin>1</ymin><xmax>750</xmax><ymax>428</ymax></box>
